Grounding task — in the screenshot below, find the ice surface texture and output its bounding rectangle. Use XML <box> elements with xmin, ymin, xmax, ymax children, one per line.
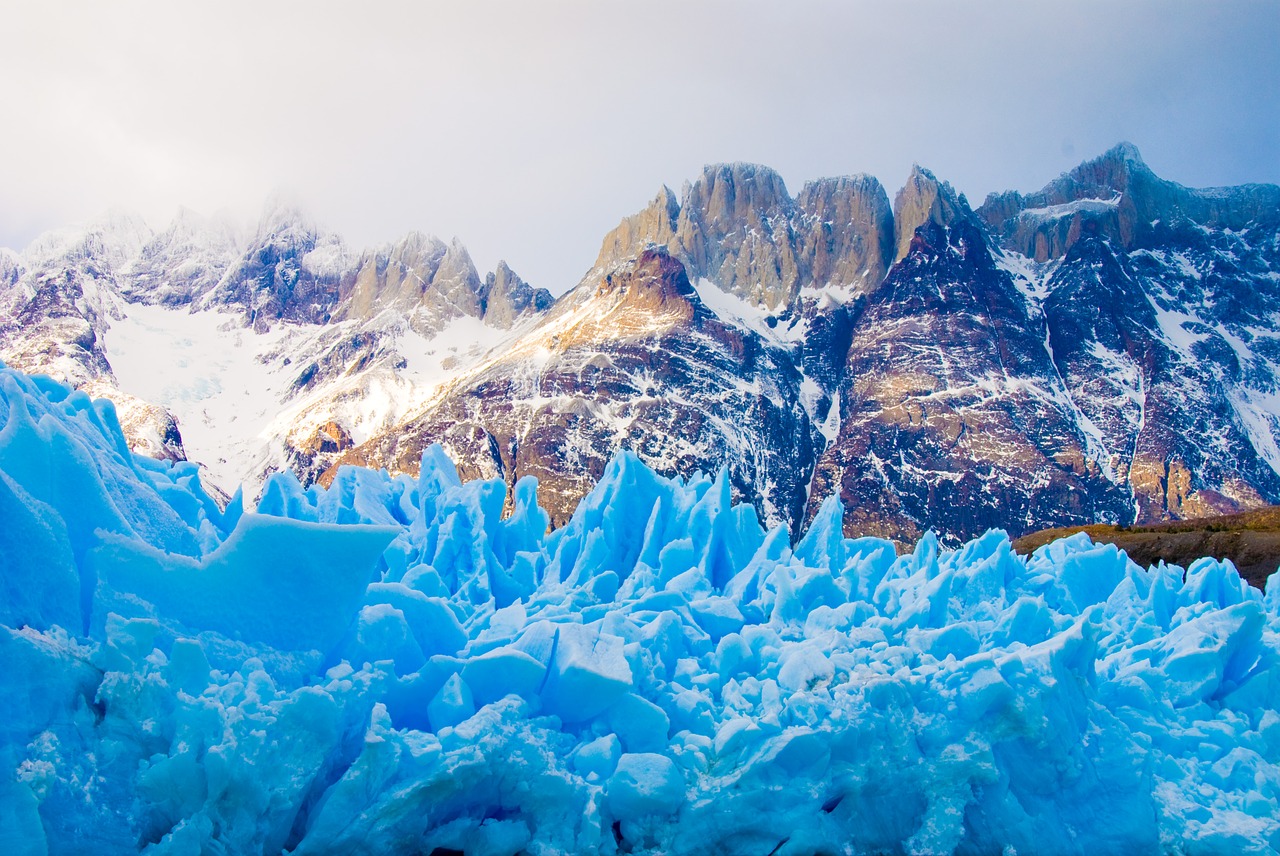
<box><xmin>2</xmin><ymin>364</ymin><xmax>1279</xmax><ymax>855</ymax></box>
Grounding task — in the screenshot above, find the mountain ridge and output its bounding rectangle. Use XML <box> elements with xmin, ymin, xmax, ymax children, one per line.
<box><xmin>3</xmin><ymin>143</ymin><xmax>1279</xmax><ymax>544</ymax></box>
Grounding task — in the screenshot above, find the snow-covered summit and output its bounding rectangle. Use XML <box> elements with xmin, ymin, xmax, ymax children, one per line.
<box><xmin>21</xmin><ymin>207</ymin><xmax>153</xmax><ymax>273</ymax></box>
<box><xmin>123</xmin><ymin>207</ymin><xmax>242</xmax><ymax>307</ymax></box>
<box><xmin>0</xmin><ymin>198</ymin><xmax>551</xmax><ymax>497</ymax></box>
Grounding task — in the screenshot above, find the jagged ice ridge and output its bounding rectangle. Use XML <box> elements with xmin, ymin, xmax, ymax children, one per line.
<box><xmin>2</xmin><ymin>364</ymin><xmax>1280</xmax><ymax>854</ymax></box>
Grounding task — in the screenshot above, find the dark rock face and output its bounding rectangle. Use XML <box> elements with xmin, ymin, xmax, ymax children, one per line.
<box><xmin>810</xmin><ymin>181</ymin><xmax>1130</xmax><ymax>545</ymax></box>
<box><xmin>327</xmin><ymin>249</ymin><xmax>821</xmax><ymax>534</ymax></box>
<box><xmin>335</xmin><ymin>147</ymin><xmax>1280</xmax><ymax>546</ymax></box>
<box><xmin>1042</xmin><ymin>235</ymin><xmax>1280</xmax><ymax>523</ymax></box>
<box><xmin>818</xmin><ymin>146</ymin><xmax>1280</xmax><ymax>542</ymax></box>
<box><xmin>288</xmin><ymin>420</ymin><xmax>356</xmax><ymax>485</ymax></box>
<box><xmin>795</xmin><ymin>174</ymin><xmax>896</xmax><ymax>296</ymax></box>
<box><xmin>203</xmin><ymin>202</ymin><xmax>348</xmax><ymax>331</ymax></box>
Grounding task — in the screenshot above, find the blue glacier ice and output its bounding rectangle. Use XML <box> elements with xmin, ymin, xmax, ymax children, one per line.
<box><xmin>2</xmin><ymin>363</ymin><xmax>1279</xmax><ymax>855</ymax></box>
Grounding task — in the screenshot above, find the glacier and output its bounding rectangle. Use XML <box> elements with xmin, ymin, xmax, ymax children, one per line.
<box><xmin>1</xmin><ymin>363</ymin><xmax>1279</xmax><ymax>855</ymax></box>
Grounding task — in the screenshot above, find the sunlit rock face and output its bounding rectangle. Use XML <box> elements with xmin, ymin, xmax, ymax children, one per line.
<box><xmin>327</xmin><ymin>248</ymin><xmax>821</xmax><ymax>535</ymax></box>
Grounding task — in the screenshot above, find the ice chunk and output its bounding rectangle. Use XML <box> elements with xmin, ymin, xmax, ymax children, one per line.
<box><xmin>0</xmin><ymin>471</ymin><xmax>80</xmax><ymax>633</ymax></box>
<box><xmin>607</xmin><ymin>753</ymin><xmax>684</xmax><ymax>819</ymax></box>
<box><xmin>1054</xmin><ymin>540</ymin><xmax>1129</xmax><ymax>610</ymax></box>
<box><xmin>363</xmin><ymin>583</ymin><xmax>467</xmax><ymax>659</ymax></box>
<box><xmin>606</xmin><ymin>693</ymin><xmax>671</xmax><ymax>754</ymax></box>
<box><xmin>0</xmin><ymin>626</ymin><xmax>97</xmax><ymax>747</ymax></box>
<box><xmin>351</xmin><ymin>603</ymin><xmax>425</xmax><ymax>675</ymax></box>
<box><xmin>572</xmin><ymin>733</ymin><xmax>622</xmax><ymax>781</ymax></box>
<box><xmin>91</xmin><ymin>513</ymin><xmax>398</xmax><ymax>654</ymax></box>
<box><xmin>428</xmin><ymin>672</ymin><xmax>476</xmax><ymax>730</ymax></box>
<box><xmin>540</xmin><ymin>624</ymin><xmax>633</xmax><ymax>723</ymax></box>
<box><xmin>776</xmin><ymin>645</ymin><xmax>834</xmax><ymax>693</ymax></box>
<box><xmin>460</xmin><ymin>646</ymin><xmax>547</xmax><ymax>705</ymax></box>
<box><xmin>1</xmin><ymin>365</ymin><xmax>1279</xmax><ymax>854</ymax></box>
<box><xmin>689</xmin><ymin>595</ymin><xmax>745</xmax><ymax>639</ymax></box>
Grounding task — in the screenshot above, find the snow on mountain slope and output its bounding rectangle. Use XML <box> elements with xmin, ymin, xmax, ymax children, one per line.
<box><xmin>3</xmin><ymin>364</ymin><xmax>1280</xmax><ymax>855</ymax></box>
<box><xmin>120</xmin><ymin>205</ymin><xmax>241</xmax><ymax>306</ymax></box>
<box><xmin>328</xmin><ymin>146</ymin><xmax>1280</xmax><ymax>545</ymax></box>
<box><xmin>102</xmin><ymin>302</ymin><xmax>296</xmax><ymax>490</ymax></box>
<box><xmin>102</xmin><ymin>300</ymin><xmax>530</xmax><ymax>497</ymax></box>
<box><xmin>328</xmin><ymin>249</ymin><xmax>822</xmax><ymax>534</ymax></box>
<box><xmin>0</xmin><ymin>202</ymin><xmax>552</xmax><ymax>498</ymax></box>
<box><xmin>3</xmin><ymin>143</ymin><xmax>1280</xmax><ymax>543</ymax></box>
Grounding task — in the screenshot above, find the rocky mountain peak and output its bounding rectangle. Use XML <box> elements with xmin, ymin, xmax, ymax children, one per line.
<box><xmin>0</xmin><ymin>248</ymin><xmax>25</xmax><ymax>287</ymax></box>
<box><xmin>595</xmin><ymin>164</ymin><xmax>905</xmax><ymax>317</ymax></box>
<box><xmin>892</xmin><ymin>166</ymin><xmax>971</xmax><ymax>263</ymax></box>
<box><xmin>1039</xmin><ymin>141</ymin><xmax>1155</xmax><ymax>208</ymax></box>
<box><xmin>684</xmin><ymin>162</ymin><xmax>792</xmax><ymax>229</ymax></box>
<box><xmin>254</xmin><ymin>193</ymin><xmax>316</xmax><ymax>242</ymax></box>
<box><xmin>796</xmin><ymin>173</ymin><xmax>888</xmax><ymax>217</ymax></box>
<box><xmin>240</xmin><ymin>198</ymin><xmax>340</xmax><ymax>271</ymax></box>
<box><xmin>674</xmin><ymin>163</ymin><xmax>800</xmax><ymax>311</ymax></box>
<box><xmin>166</xmin><ymin>204</ymin><xmax>210</xmax><ymax>235</ymax></box>
<box><xmin>795</xmin><ymin>173</ymin><xmax>895</xmax><ymax>294</ymax></box>
<box><xmin>23</xmin><ymin>208</ymin><xmax>153</xmax><ymax>275</ymax></box>
<box><xmin>977</xmin><ymin>142</ymin><xmax>1280</xmax><ymax>261</ymax></box>
<box><xmin>161</xmin><ymin>206</ymin><xmax>241</xmax><ymax>247</ymax></box>
<box><xmin>124</xmin><ymin>208</ymin><xmax>242</xmax><ymax>306</ymax></box>
<box><xmin>537</xmin><ymin>248</ymin><xmax>704</xmax><ymax>353</ymax></box>
<box><xmin>386</xmin><ymin>231</ymin><xmax>452</xmax><ymax>277</ymax></box>
<box><xmin>332</xmin><ymin>231</ymin><xmax>446</xmax><ymax>322</ymax></box>
<box><xmin>588</xmin><ymin>247</ymin><xmax>700</xmax><ymax>322</ymax></box>
<box><xmin>482</xmin><ymin>260</ymin><xmax>553</xmax><ymax>329</ymax></box>
<box><xmin>1108</xmin><ymin>140</ymin><xmax>1145</xmax><ymax>164</ymax></box>
<box><xmin>593</xmin><ymin>186</ymin><xmax>680</xmax><ymax>271</ymax></box>
<box><xmin>203</xmin><ymin>198</ymin><xmax>348</xmax><ymax>329</ymax></box>
<box><xmin>429</xmin><ymin>238</ymin><xmax>486</xmax><ymax>316</ymax></box>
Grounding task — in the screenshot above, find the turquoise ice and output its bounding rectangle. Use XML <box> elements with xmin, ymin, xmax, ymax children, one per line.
<box><xmin>1</xmin><ymin>365</ymin><xmax>1278</xmax><ymax>855</ymax></box>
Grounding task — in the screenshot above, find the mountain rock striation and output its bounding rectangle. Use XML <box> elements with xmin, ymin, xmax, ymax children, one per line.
<box><xmin>3</xmin><ymin>143</ymin><xmax>1279</xmax><ymax>544</ymax></box>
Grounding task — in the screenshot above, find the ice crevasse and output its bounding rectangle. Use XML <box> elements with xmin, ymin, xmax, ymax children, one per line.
<box><xmin>1</xmin><ymin>363</ymin><xmax>1279</xmax><ymax>855</ymax></box>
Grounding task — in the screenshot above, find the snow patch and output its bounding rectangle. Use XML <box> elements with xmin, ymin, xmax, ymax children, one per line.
<box><xmin>693</xmin><ymin>278</ymin><xmax>808</xmax><ymax>347</ymax></box>
<box><xmin>1017</xmin><ymin>194</ymin><xmax>1121</xmax><ymax>223</ymax></box>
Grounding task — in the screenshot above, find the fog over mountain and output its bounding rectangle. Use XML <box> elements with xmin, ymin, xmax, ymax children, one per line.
<box><xmin>1</xmin><ymin>1</ymin><xmax>1276</xmax><ymax>292</ymax></box>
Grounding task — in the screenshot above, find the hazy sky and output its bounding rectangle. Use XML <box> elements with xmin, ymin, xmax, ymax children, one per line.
<box><xmin>2</xmin><ymin>1</ymin><xmax>1277</xmax><ymax>291</ymax></box>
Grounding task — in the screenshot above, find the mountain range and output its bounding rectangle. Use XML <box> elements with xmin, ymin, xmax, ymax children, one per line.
<box><xmin>3</xmin><ymin>143</ymin><xmax>1278</xmax><ymax>545</ymax></box>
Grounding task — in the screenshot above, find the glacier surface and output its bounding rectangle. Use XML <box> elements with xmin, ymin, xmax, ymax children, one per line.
<box><xmin>1</xmin><ymin>364</ymin><xmax>1279</xmax><ymax>855</ymax></box>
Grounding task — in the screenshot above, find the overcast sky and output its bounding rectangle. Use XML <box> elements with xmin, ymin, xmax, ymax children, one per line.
<box><xmin>2</xmin><ymin>1</ymin><xmax>1276</xmax><ymax>291</ymax></box>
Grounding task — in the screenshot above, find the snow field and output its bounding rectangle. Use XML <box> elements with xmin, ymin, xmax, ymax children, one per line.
<box><xmin>1</xmin><ymin>365</ymin><xmax>1279</xmax><ymax>855</ymax></box>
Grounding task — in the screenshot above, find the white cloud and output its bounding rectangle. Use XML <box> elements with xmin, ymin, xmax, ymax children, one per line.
<box><xmin>1</xmin><ymin>1</ymin><xmax>1276</xmax><ymax>292</ymax></box>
